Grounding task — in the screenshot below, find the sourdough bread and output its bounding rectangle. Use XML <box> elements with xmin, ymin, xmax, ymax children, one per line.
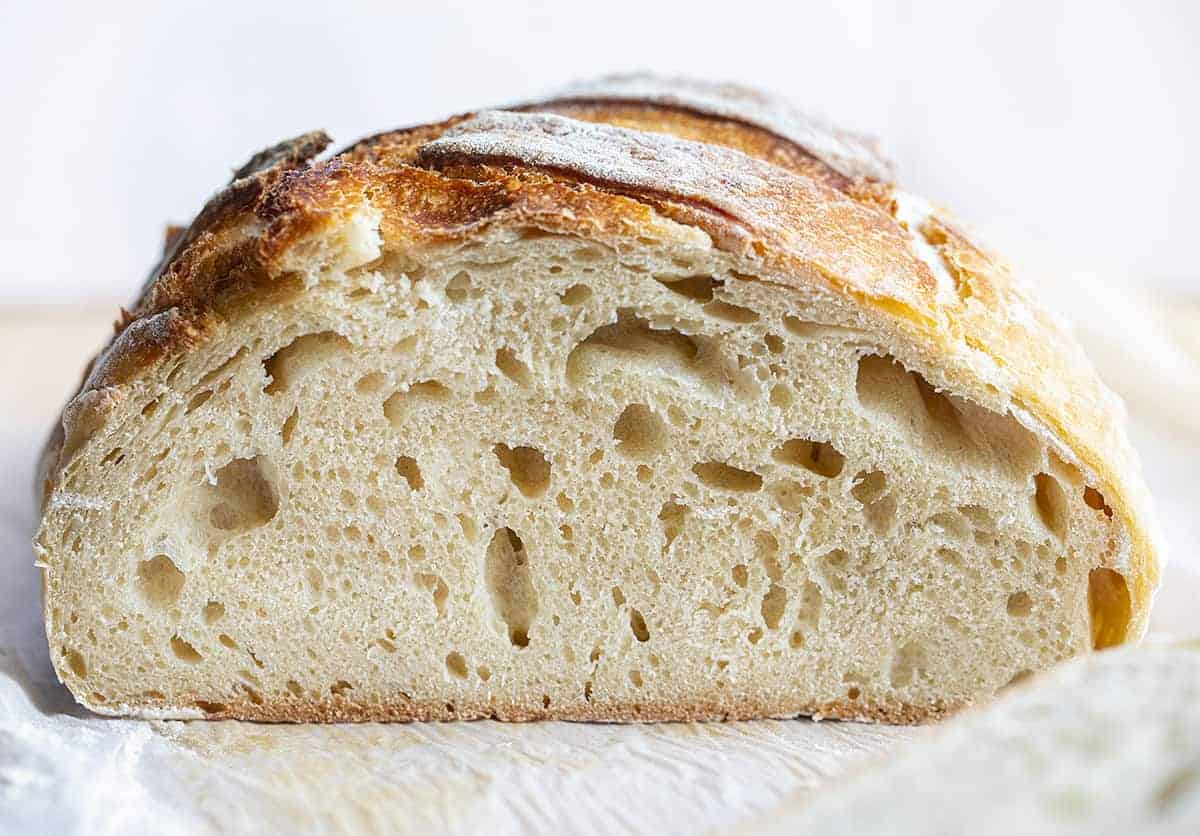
<box><xmin>34</xmin><ymin>76</ymin><xmax>1159</xmax><ymax>722</ymax></box>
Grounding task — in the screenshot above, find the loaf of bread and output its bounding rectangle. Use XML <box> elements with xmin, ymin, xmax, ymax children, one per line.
<box><xmin>743</xmin><ymin>641</ymin><xmax>1200</xmax><ymax>834</ymax></box>
<box><xmin>35</xmin><ymin>75</ymin><xmax>1159</xmax><ymax>722</ymax></box>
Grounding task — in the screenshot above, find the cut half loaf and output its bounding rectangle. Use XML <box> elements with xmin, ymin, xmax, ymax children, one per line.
<box><xmin>35</xmin><ymin>76</ymin><xmax>1159</xmax><ymax>723</ymax></box>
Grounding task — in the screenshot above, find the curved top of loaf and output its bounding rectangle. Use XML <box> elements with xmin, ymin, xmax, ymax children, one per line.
<box><xmin>529</xmin><ymin>72</ymin><xmax>894</xmax><ymax>181</ymax></box>
<box><xmin>40</xmin><ymin>75</ymin><xmax>1159</xmax><ymax>636</ymax></box>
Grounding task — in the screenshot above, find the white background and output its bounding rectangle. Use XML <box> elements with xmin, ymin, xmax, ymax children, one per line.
<box><xmin>2</xmin><ymin>0</ymin><xmax>1197</xmax><ymax>304</ymax></box>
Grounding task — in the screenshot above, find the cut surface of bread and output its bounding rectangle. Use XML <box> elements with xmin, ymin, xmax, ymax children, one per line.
<box><xmin>35</xmin><ymin>75</ymin><xmax>1158</xmax><ymax>723</ymax></box>
<box><xmin>742</xmin><ymin>641</ymin><xmax>1200</xmax><ymax>835</ymax></box>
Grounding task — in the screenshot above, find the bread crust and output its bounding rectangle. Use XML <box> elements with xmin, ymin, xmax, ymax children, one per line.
<box><xmin>37</xmin><ymin>76</ymin><xmax>1160</xmax><ymax>722</ymax></box>
<box><xmin>99</xmin><ymin>692</ymin><xmax>954</xmax><ymax>726</ymax></box>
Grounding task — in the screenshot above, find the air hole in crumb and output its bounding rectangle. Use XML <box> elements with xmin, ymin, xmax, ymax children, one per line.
<box><xmin>703</xmin><ymin>300</ymin><xmax>760</xmax><ymax>323</ymax></box>
<box><xmin>692</xmin><ymin>461</ymin><xmax>762</xmax><ymax>493</ymax></box>
<box><xmin>416</xmin><ymin>573</ymin><xmax>448</xmax><ymax>618</ymax></box>
<box><xmin>170</xmin><ymin>635</ymin><xmax>203</xmax><ymax>663</ymax></box>
<box><xmin>846</xmin><ymin>687</ymin><xmax>861</xmax><ymax>701</ymax></box>
<box><xmin>566</xmin><ymin>311</ymin><xmax>722</xmax><ymax>390</ymax></box>
<box><xmin>959</xmin><ymin>504</ymin><xmax>995</xmax><ymax>532</ymax></box>
<box><xmin>612</xmin><ymin>586</ymin><xmax>626</xmax><ymax>607</ymax></box>
<box><xmin>1034</xmin><ymin>473</ymin><xmax>1069</xmax><ymax>540</ymax></box>
<box><xmin>286</xmin><ymin>680</ymin><xmax>304</xmax><ymax>697</ymax></box>
<box><xmin>186</xmin><ymin>390</ymin><xmax>213</xmax><ymax>414</ymax></box>
<box><xmin>396</xmin><ymin>455</ymin><xmax>424</xmax><ymax>491</ymax></box>
<box><xmin>330</xmin><ymin>680</ymin><xmax>353</xmax><ymax>697</ymax></box>
<box><xmin>458</xmin><ymin>513</ymin><xmax>479</xmax><ymax>543</ymax></box>
<box><xmin>446</xmin><ymin>652</ymin><xmax>469</xmax><ymax>680</ymax></box>
<box><xmin>1088</xmin><ymin>568</ymin><xmax>1131</xmax><ymax>649</ymax></box>
<box><xmin>819</xmin><ymin>550</ymin><xmax>850</xmax><ymax>593</ymax></box>
<box><xmin>851</xmin><ymin>470</ymin><xmax>896</xmax><ymax>534</ymax></box>
<box><xmin>855</xmin><ymin>353</ymin><xmax>914</xmax><ymax>413</ymax></box>
<box><xmin>769</xmin><ymin>384</ymin><xmax>793</xmax><ymax>409</ymax></box>
<box><xmin>204</xmin><ymin>457</ymin><xmax>279</xmax><ymax>533</ymax></box>
<box><xmin>654</xmin><ymin>274</ymin><xmax>722</xmax><ymax>302</ymax></box>
<box><xmin>478</xmin><ymin>666</ymin><xmax>491</xmax><ymax>682</ymax></box>
<box><xmin>764</xmin><ymin>334</ymin><xmax>785</xmax><ymax>353</ymax></box>
<box><xmin>659</xmin><ymin>500</ymin><xmax>688</xmax><ymax>549</ymax></box>
<box><xmin>773</xmin><ymin>439</ymin><xmax>846</xmax><ymax>478</ymax></box>
<box><xmin>64</xmin><ymin>649</ymin><xmax>87</xmax><ymax>678</ymax></box>
<box><xmin>1084</xmin><ymin>486</ymin><xmax>1113</xmax><ymax>518</ymax></box>
<box><xmin>136</xmin><ymin>555</ymin><xmax>185</xmax><ymax>609</ymax></box>
<box><xmin>849</xmin><ymin>470</ymin><xmax>888</xmax><ymax>501</ymax></box>
<box><xmin>494</xmin><ymin>444</ymin><xmax>551</xmax><ymax>498</ymax></box>
<box><xmin>219</xmin><ymin>634</ymin><xmax>238</xmax><ymax>649</ymax></box>
<box><xmin>485</xmin><ymin>528</ymin><xmax>537</xmax><ymax>648</ymax></box>
<box><xmin>856</xmin><ymin>354</ymin><xmax>968</xmax><ymax>448</ymax></box>
<box><xmin>1006</xmin><ymin>591</ymin><xmax>1033</xmax><ymax>617</ymax></box>
<box><xmin>613</xmin><ymin>404</ymin><xmax>669</xmax><ymax>459</ymax></box>
<box><xmin>195</xmin><ymin>700</ymin><xmax>227</xmax><ymax>714</ymax></box>
<box><xmin>629</xmin><ymin>608</ymin><xmax>650</xmax><ymax>642</ymax></box>
<box><xmin>560</xmin><ymin>284</ymin><xmax>592</xmax><ymax>305</ymax></box>
<box><xmin>731</xmin><ymin>564</ymin><xmax>748</xmax><ymax>588</ymax></box>
<box><xmin>1005</xmin><ymin>669</ymin><xmax>1035</xmax><ymax>689</ymax></box>
<box><xmin>264</xmin><ymin>331</ymin><xmax>351</xmax><ymax>395</ymax></box>
<box><xmin>383</xmin><ymin>380</ymin><xmax>450</xmax><ymax>425</ymax></box>
<box><xmin>280</xmin><ymin>407</ymin><xmax>300</xmax><ymax>446</ymax></box>
<box><xmin>202</xmin><ymin>601</ymin><xmax>225</xmax><ymax>625</ymax></box>
<box><xmin>629</xmin><ymin>670</ymin><xmax>644</xmax><ymax>688</ymax></box>
<box><xmin>445</xmin><ymin>271</ymin><xmax>472</xmax><ymax>303</ymax></box>
<box><xmin>889</xmin><ymin>641</ymin><xmax>928</xmax><ymax>688</ymax></box>
<box><xmin>495</xmin><ymin>348</ymin><xmax>532</xmax><ymax>387</ymax></box>
<box><xmin>355</xmin><ymin>372</ymin><xmax>387</xmax><ymax>394</ymax></box>
<box><xmin>199</xmin><ymin>347</ymin><xmax>247</xmax><ymax>388</ymax></box>
<box><xmin>761</xmin><ymin>584</ymin><xmax>787</xmax><ymax>629</ymax></box>
<box><xmin>238</xmin><ymin>683</ymin><xmax>264</xmax><ymax>705</ymax></box>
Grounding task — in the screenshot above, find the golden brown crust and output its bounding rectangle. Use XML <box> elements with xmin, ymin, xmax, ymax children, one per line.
<box><xmin>40</xmin><ymin>77</ymin><xmax>1160</xmax><ymax>722</ymax></box>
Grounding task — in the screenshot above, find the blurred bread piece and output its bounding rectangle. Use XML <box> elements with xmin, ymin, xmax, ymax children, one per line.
<box><xmin>35</xmin><ymin>76</ymin><xmax>1159</xmax><ymax>722</ymax></box>
<box><xmin>743</xmin><ymin>641</ymin><xmax>1200</xmax><ymax>835</ymax></box>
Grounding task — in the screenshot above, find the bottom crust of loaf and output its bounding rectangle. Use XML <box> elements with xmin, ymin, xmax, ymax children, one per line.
<box><xmin>97</xmin><ymin>693</ymin><xmax>956</xmax><ymax>725</ymax></box>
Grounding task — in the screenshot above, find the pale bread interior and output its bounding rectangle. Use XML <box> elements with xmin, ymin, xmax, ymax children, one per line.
<box><xmin>41</xmin><ymin>220</ymin><xmax>1131</xmax><ymax>721</ymax></box>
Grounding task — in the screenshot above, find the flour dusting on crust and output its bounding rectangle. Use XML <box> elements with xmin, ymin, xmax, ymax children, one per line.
<box><xmin>420</xmin><ymin>110</ymin><xmax>928</xmax><ymax>298</ymax></box>
<box><xmin>546</xmin><ymin>73</ymin><xmax>893</xmax><ymax>182</ymax></box>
